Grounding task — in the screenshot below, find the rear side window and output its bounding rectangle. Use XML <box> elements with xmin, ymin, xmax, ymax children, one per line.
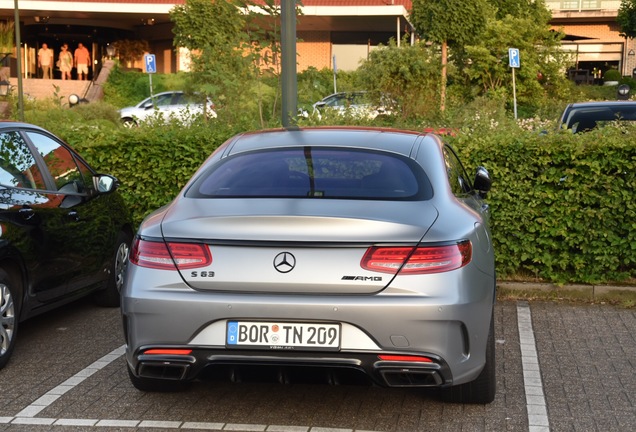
<box><xmin>0</xmin><ymin>132</ymin><xmax>47</xmax><ymax>190</ymax></box>
<box><xmin>187</xmin><ymin>148</ymin><xmax>432</xmax><ymax>200</ymax></box>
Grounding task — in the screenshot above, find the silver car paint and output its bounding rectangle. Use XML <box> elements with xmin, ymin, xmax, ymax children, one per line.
<box><xmin>122</xmin><ymin>128</ymin><xmax>495</xmax><ymax>387</ymax></box>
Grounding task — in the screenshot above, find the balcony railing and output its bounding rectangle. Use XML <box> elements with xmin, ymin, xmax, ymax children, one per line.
<box><xmin>545</xmin><ymin>0</ymin><xmax>621</xmax><ymax>11</ymax></box>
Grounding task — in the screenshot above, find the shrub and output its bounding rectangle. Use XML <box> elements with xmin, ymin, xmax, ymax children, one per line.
<box><xmin>604</xmin><ymin>69</ymin><xmax>621</xmax><ymax>81</ymax></box>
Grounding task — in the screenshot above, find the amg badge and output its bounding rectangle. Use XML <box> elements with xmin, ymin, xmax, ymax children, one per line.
<box><xmin>341</xmin><ymin>276</ymin><xmax>383</xmax><ymax>281</ymax></box>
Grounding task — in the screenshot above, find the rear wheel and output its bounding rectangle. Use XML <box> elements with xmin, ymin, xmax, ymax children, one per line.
<box><xmin>0</xmin><ymin>269</ymin><xmax>20</xmax><ymax>370</ymax></box>
<box><xmin>440</xmin><ymin>313</ymin><xmax>496</xmax><ymax>404</ymax></box>
<box><xmin>94</xmin><ymin>231</ymin><xmax>131</xmax><ymax>307</ymax></box>
<box><xmin>127</xmin><ymin>365</ymin><xmax>190</xmax><ymax>392</ymax></box>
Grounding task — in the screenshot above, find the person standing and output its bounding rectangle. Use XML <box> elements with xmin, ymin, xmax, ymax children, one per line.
<box><xmin>58</xmin><ymin>44</ymin><xmax>73</xmax><ymax>80</ymax></box>
<box><xmin>37</xmin><ymin>43</ymin><xmax>54</xmax><ymax>79</ymax></box>
<box><xmin>74</xmin><ymin>42</ymin><xmax>91</xmax><ymax>81</ymax></box>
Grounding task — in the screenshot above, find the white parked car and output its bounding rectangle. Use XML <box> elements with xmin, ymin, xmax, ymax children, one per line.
<box><xmin>119</xmin><ymin>91</ymin><xmax>216</xmax><ymax>127</ymax></box>
<box><xmin>306</xmin><ymin>92</ymin><xmax>392</xmax><ymax>120</ymax></box>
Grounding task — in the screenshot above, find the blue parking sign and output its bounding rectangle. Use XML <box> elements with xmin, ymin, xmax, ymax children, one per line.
<box><xmin>508</xmin><ymin>48</ymin><xmax>520</xmax><ymax>68</ymax></box>
<box><xmin>144</xmin><ymin>54</ymin><xmax>157</xmax><ymax>74</ymax></box>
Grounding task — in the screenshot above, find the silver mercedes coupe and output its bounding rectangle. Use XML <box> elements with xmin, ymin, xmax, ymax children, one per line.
<box><xmin>121</xmin><ymin>127</ymin><xmax>496</xmax><ymax>404</ymax></box>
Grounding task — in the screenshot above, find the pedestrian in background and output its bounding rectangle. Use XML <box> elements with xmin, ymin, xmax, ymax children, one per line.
<box><xmin>37</xmin><ymin>43</ymin><xmax>54</xmax><ymax>79</ymax></box>
<box><xmin>58</xmin><ymin>44</ymin><xmax>73</xmax><ymax>80</ymax></box>
<box><xmin>74</xmin><ymin>43</ymin><xmax>90</xmax><ymax>81</ymax></box>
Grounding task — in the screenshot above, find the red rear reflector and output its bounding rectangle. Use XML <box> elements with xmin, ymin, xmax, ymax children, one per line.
<box><xmin>361</xmin><ymin>241</ymin><xmax>472</xmax><ymax>274</ymax></box>
<box><xmin>143</xmin><ymin>349</ymin><xmax>193</xmax><ymax>355</ymax></box>
<box><xmin>378</xmin><ymin>355</ymin><xmax>433</xmax><ymax>363</ymax></box>
<box><xmin>130</xmin><ymin>238</ymin><xmax>212</xmax><ymax>270</ymax></box>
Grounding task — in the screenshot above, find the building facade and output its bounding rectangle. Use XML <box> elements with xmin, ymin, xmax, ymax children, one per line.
<box><xmin>1</xmin><ymin>0</ymin><xmax>634</xmax><ymax>80</ymax></box>
<box><xmin>547</xmin><ymin>0</ymin><xmax>636</xmax><ymax>78</ymax></box>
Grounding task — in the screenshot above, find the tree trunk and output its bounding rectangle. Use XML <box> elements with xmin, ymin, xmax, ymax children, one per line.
<box><xmin>441</xmin><ymin>40</ymin><xmax>447</xmax><ymax>112</ymax></box>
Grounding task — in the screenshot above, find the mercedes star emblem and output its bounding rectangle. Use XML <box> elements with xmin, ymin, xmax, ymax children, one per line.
<box><xmin>273</xmin><ymin>252</ymin><xmax>296</xmax><ymax>273</ymax></box>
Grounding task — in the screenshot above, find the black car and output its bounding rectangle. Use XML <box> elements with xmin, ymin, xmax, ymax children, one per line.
<box><xmin>0</xmin><ymin>122</ymin><xmax>133</xmax><ymax>369</ymax></box>
<box><xmin>558</xmin><ymin>101</ymin><xmax>636</xmax><ymax>133</ymax></box>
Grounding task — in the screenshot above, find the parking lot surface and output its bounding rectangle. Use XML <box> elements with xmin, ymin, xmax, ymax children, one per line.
<box><xmin>0</xmin><ymin>299</ymin><xmax>634</xmax><ymax>432</ymax></box>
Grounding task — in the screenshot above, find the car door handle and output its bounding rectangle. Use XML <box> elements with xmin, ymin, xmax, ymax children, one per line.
<box><xmin>66</xmin><ymin>210</ymin><xmax>80</xmax><ymax>222</ymax></box>
<box><xmin>19</xmin><ymin>207</ymin><xmax>35</xmax><ymax>221</ymax></box>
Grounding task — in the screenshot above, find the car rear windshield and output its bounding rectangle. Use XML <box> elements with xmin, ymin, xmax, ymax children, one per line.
<box><xmin>186</xmin><ymin>148</ymin><xmax>432</xmax><ymax>200</ymax></box>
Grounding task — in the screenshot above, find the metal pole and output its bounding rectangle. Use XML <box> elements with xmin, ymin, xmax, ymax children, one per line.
<box><xmin>280</xmin><ymin>0</ymin><xmax>297</xmax><ymax>128</ymax></box>
<box><xmin>13</xmin><ymin>0</ymin><xmax>24</xmax><ymax>121</ymax></box>
<box><xmin>512</xmin><ymin>67</ymin><xmax>517</xmax><ymax>120</ymax></box>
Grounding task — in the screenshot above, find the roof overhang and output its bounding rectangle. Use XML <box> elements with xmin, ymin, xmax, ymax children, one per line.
<box><xmin>2</xmin><ymin>2</ymin><xmax>412</xmax><ymax>33</ymax></box>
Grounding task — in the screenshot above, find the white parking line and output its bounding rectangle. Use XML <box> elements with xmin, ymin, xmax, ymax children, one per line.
<box><xmin>14</xmin><ymin>344</ymin><xmax>126</xmax><ymax>418</ymax></box>
<box><xmin>3</xmin><ymin>339</ymin><xmax>378</xmax><ymax>431</ymax></box>
<box><xmin>517</xmin><ymin>301</ymin><xmax>550</xmax><ymax>432</ymax></box>
<box><xmin>5</xmin><ymin>305</ymin><xmax>551</xmax><ymax>432</ymax></box>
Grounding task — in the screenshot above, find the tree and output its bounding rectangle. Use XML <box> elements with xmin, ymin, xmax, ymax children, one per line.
<box><xmin>357</xmin><ymin>41</ymin><xmax>441</xmax><ymax>120</ymax></box>
<box><xmin>170</xmin><ymin>0</ymin><xmax>255</xmax><ymax>119</ymax></box>
<box><xmin>410</xmin><ymin>0</ymin><xmax>491</xmax><ymax>112</ymax></box>
<box><xmin>462</xmin><ymin>0</ymin><xmax>571</xmax><ymax>112</ymax></box>
<box><xmin>112</xmin><ymin>39</ymin><xmax>149</xmax><ymax>68</ymax></box>
<box><xmin>617</xmin><ymin>0</ymin><xmax>636</xmax><ymax>39</ymax></box>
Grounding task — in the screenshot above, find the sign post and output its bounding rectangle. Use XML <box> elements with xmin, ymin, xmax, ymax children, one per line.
<box><xmin>144</xmin><ymin>54</ymin><xmax>157</xmax><ymax>98</ymax></box>
<box><xmin>508</xmin><ymin>48</ymin><xmax>520</xmax><ymax>120</ymax></box>
<box><xmin>333</xmin><ymin>55</ymin><xmax>337</xmax><ymax>93</ymax></box>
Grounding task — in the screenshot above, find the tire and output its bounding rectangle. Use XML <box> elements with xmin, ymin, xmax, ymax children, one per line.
<box><xmin>127</xmin><ymin>365</ymin><xmax>190</xmax><ymax>392</ymax></box>
<box><xmin>121</xmin><ymin>118</ymin><xmax>137</xmax><ymax>128</ymax></box>
<box><xmin>94</xmin><ymin>231</ymin><xmax>131</xmax><ymax>307</ymax></box>
<box><xmin>440</xmin><ymin>312</ymin><xmax>496</xmax><ymax>404</ymax></box>
<box><xmin>0</xmin><ymin>269</ymin><xmax>20</xmax><ymax>370</ymax></box>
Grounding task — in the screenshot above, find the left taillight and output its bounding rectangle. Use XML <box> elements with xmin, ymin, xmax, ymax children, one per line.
<box><xmin>361</xmin><ymin>241</ymin><xmax>472</xmax><ymax>275</ymax></box>
<box><xmin>130</xmin><ymin>238</ymin><xmax>212</xmax><ymax>270</ymax></box>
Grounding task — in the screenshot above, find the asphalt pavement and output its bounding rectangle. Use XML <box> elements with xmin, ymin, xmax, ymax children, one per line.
<box><xmin>0</xmin><ymin>295</ymin><xmax>634</xmax><ymax>432</ymax></box>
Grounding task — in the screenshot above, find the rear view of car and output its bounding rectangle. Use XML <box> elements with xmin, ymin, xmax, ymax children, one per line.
<box><xmin>558</xmin><ymin>101</ymin><xmax>636</xmax><ymax>133</ymax></box>
<box><xmin>121</xmin><ymin>127</ymin><xmax>496</xmax><ymax>404</ymax></box>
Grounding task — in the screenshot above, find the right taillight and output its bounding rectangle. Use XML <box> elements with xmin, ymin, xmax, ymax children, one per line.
<box><xmin>130</xmin><ymin>238</ymin><xmax>212</xmax><ymax>270</ymax></box>
<box><xmin>361</xmin><ymin>241</ymin><xmax>472</xmax><ymax>274</ymax></box>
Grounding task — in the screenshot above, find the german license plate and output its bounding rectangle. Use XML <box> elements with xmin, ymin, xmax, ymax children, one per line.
<box><xmin>226</xmin><ymin>321</ymin><xmax>340</xmax><ymax>351</ymax></box>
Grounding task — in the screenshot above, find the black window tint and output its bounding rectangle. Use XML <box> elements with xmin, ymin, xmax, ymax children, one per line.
<box><xmin>444</xmin><ymin>146</ymin><xmax>472</xmax><ymax>196</ymax></box>
<box><xmin>188</xmin><ymin>148</ymin><xmax>431</xmax><ymax>200</ymax></box>
<box><xmin>0</xmin><ymin>132</ymin><xmax>47</xmax><ymax>190</ymax></box>
<box><xmin>26</xmin><ymin>132</ymin><xmax>91</xmax><ymax>193</ymax></box>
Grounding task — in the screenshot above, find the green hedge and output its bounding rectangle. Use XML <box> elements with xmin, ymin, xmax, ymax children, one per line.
<box><xmin>450</xmin><ymin>126</ymin><xmax>636</xmax><ymax>285</ymax></box>
<box><xmin>53</xmin><ymin>120</ymin><xmax>635</xmax><ymax>286</ymax></box>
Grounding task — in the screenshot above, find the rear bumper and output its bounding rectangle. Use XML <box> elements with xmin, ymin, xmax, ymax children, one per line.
<box><xmin>128</xmin><ymin>348</ymin><xmax>452</xmax><ymax>388</ymax></box>
<box><xmin>121</xmin><ymin>264</ymin><xmax>495</xmax><ymax>387</ymax></box>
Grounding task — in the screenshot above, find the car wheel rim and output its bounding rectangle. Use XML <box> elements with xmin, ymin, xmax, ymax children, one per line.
<box><xmin>0</xmin><ymin>284</ymin><xmax>15</xmax><ymax>356</ymax></box>
<box><xmin>114</xmin><ymin>242</ymin><xmax>130</xmax><ymax>293</ymax></box>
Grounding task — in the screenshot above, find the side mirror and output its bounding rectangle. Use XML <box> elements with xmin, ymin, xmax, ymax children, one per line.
<box><xmin>473</xmin><ymin>166</ymin><xmax>492</xmax><ymax>198</ymax></box>
<box><xmin>93</xmin><ymin>174</ymin><xmax>119</xmax><ymax>193</ymax></box>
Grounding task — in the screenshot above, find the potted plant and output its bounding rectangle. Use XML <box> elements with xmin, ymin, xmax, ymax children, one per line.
<box><xmin>603</xmin><ymin>69</ymin><xmax>621</xmax><ymax>86</ymax></box>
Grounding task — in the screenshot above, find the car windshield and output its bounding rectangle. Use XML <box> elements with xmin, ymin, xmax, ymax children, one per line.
<box><xmin>187</xmin><ymin>148</ymin><xmax>431</xmax><ymax>200</ymax></box>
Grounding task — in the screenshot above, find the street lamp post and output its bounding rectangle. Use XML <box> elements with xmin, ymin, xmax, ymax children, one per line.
<box><xmin>13</xmin><ymin>0</ymin><xmax>24</xmax><ymax>121</ymax></box>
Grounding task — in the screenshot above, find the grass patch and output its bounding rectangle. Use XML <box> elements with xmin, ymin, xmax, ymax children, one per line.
<box><xmin>497</xmin><ymin>286</ymin><xmax>636</xmax><ymax>309</ymax></box>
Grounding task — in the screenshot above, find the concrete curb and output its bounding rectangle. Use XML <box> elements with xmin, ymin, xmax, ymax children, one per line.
<box><xmin>497</xmin><ymin>281</ymin><xmax>636</xmax><ymax>297</ymax></box>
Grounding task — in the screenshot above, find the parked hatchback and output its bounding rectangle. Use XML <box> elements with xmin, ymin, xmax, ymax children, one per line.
<box><xmin>122</xmin><ymin>127</ymin><xmax>496</xmax><ymax>404</ymax></box>
<box><xmin>0</xmin><ymin>122</ymin><xmax>133</xmax><ymax>369</ymax></box>
<box><xmin>119</xmin><ymin>91</ymin><xmax>216</xmax><ymax>128</ymax></box>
